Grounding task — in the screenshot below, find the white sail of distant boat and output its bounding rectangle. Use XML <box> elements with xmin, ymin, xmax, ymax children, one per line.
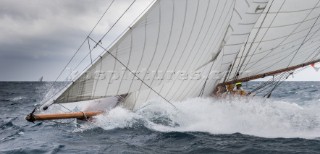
<box><xmin>26</xmin><ymin>0</ymin><xmax>320</xmax><ymax>122</ymax></box>
<box><xmin>38</xmin><ymin>76</ymin><xmax>43</xmax><ymax>82</ymax></box>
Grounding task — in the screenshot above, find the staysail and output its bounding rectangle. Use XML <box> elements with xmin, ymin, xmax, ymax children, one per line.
<box><xmin>42</xmin><ymin>0</ymin><xmax>268</xmax><ymax>110</ymax></box>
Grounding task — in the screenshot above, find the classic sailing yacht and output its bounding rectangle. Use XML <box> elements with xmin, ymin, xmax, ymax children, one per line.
<box><xmin>26</xmin><ymin>0</ymin><xmax>320</xmax><ymax>122</ymax></box>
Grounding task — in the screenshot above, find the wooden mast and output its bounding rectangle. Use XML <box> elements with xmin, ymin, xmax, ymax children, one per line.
<box><xmin>218</xmin><ymin>59</ymin><xmax>320</xmax><ymax>86</ymax></box>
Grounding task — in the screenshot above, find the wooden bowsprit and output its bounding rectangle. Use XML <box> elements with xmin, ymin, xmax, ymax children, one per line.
<box><xmin>25</xmin><ymin>110</ymin><xmax>103</xmax><ymax>123</ymax></box>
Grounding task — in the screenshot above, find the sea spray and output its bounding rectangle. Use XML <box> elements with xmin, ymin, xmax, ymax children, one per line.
<box><xmin>93</xmin><ymin>97</ymin><xmax>320</xmax><ymax>139</ymax></box>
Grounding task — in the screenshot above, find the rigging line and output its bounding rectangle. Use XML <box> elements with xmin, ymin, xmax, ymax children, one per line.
<box><xmin>235</xmin><ymin>33</ymin><xmax>320</xmax><ymax>58</ymax></box>
<box><xmin>97</xmin><ymin>0</ymin><xmax>137</xmax><ymax>45</ymax></box>
<box><xmin>245</xmin><ymin>54</ymin><xmax>320</xmax><ymax>81</ymax></box>
<box><xmin>88</xmin><ymin>0</ymin><xmax>116</xmax><ymax>39</ymax></box>
<box><xmin>287</xmin><ymin>3</ymin><xmax>320</xmax><ymax>67</ymax></box>
<box><xmin>88</xmin><ymin>37</ymin><xmax>177</xmax><ymax>110</ymax></box>
<box><xmin>249</xmin><ymin>79</ymin><xmax>274</xmax><ymax>95</ymax></box>
<box><xmin>224</xmin><ymin>22</ymin><xmax>320</xmax><ymax>48</ymax></box>
<box><xmin>87</xmin><ymin>38</ymin><xmax>93</xmax><ymax>64</ymax></box>
<box><xmin>249</xmin><ymin>72</ymin><xmax>291</xmax><ymax>97</ymax></box>
<box><xmin>242</xmin><ymin>3</ymin><xmax>320</xmax><ymax>73</ymax></box>
<box><xmin>253</xmin><ymin>21</ymin><xmax>320</xmax><ymax>44</ymax></box>
<box><xmin>221</xmin><ymin>36</ymin><xmax>320</xmax><ymax>67</ymax></box>
<box><xmin>306</xmin><ymin>46</ymin><xmax>320</xmax><ymax>61</ymax></box>
<box><xmin>249</xmin><ymin>31</ymin><xmax>320</xmax><ymax>75</ymax></box>
<box><xmin>265</xmin><ymin>72</ymin><xmax>291</xmax><ymax>98</ymax></box>
<box><xmin>199</xmin><ymin>57</ymin><xmax>217</xmax><ymax>97</ymax></box>
<box><xmin>233</xmin><ymin>0</ymin><xmax>280</xmax><ymax>79</ymax></box>
<box><xmin>221</xmin><ymin>0</ymin><xmax>269</xmax><ymax>82</ymax></box>
<box><xmin>300</xmin><ymin>35</ymin><xmax>320</xmax><ymax>61</ymax></box>
<box><xmin>255</xmin><ymin>15</ymin><xmax>320</xmax><ymax>29</ymax></box>
<box><xmin>248</xmin><ymin>3</ymin><xmax>320</xmax><ymax>14</ymax></box>
<box><xmin>219</xmin><ymin>59</ymin><xmax>320</xmax><ymax>86</ymax></box>
<box><xmin>242</xmin><ymin>42</ymin><xmax>320</xmax><ymax>67</ymax></box>
<box><xmin>124</xmin><ymin>0</ymin><xmax>159</xmax><ymax>95</ymax></box>
<box><xmin>240</xmin><ymin>2</ymin><xmax>318</xmax><ymax>73</ymax></box>
<box><xmin>243</xmin><ymin>42</ymin><xmax>320</xmax><ymax>68</ymax></box>
<box><xmin>46</xmin><ymin>0</ymin><xmax>115</xmax><ymax>87</ymax></box>
<box><xmin>41</xmin><ymin>0</ymin><xmax>158</xmax><ymax>107</ymax></box>
<box><xmin>134</xmin><ymin>1</ymin><xmax>162</xmax><ymax>104</ymax></box>
<box><xmin>244</xmin><ymin>16</ymin><xmax>318</xmax><ymax>71</ymax></box>
<box><xmin>230</xmin><ymin>0</ymin><xmax>277</xmax><ymax>81</ymax></box>
<box><xmin>39</xmin><ymin>0</ymin><xmax>116</xmax><ymax>105</ymax></box>
<box><xmin>251</xmin><ymin>76</ymin><xmax>281</xmax><ymax>96</ymax></box>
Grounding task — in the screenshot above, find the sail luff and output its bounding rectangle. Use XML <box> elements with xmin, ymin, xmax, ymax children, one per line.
<box><xmin>219</xmin><ymin>59</ymin><xmax>320</xmax><ymax>86</ymax></box>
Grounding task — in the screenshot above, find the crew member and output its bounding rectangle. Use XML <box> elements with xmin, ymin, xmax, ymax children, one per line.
<box><xmin>215</xmin><ymin>85</ymin><xmax>227</xmax><ymax>97</ymax></box>
<box><xmin>226</xmin><ymin>84</ymin><xmax>235</xmax><ymax>94</ymax></box>
<box><xmin>234</xmin><ymin>82</ymin><xmax>246</xmax><ymax>96</ymax></box>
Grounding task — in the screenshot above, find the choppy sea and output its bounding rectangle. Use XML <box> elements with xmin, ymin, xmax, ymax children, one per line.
<box><xmin>0</xmin><ymin>82</ymin><xmax>320</xmax><ymax>154</ymax></box>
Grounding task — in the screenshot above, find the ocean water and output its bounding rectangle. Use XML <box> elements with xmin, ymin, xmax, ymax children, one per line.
<box><xmin>0</xmin><ymin>82</ymin><xmax>320</xmax><ymax>154</ymax></box>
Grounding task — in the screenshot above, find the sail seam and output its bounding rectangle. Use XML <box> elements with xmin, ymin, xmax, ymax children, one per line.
<box><xmin>185</xmin><ymin>0</ymin><xmax>236</xmax><ymax>99</ymax></box>
<box><xmin>232</xmin><ymin>0</ymin><xmax>279</xmax><ymax>80</ymax></box>
<box><xmin>242</xmin><ymin>11</ymin><xmax>320</xmax><ymax>74</ymax></box>
<box><xmin>175</xmin><ymin>0</ymin><xmax>212</xmax><ymax>100</ymax></box>
<box><xmin>144</xmin><ymin>0</ymin><xmax>175</xmax><ymax>101</ymax></box>
<box><xmin>164</xmin><ymin>0</ymin><xmax>200</xmax><ymax>99</ymax></box>
<box><xmin>134</xmin><ymin>1</ymin><xmax>162</xmax><ymax>104</ymax></box>
<box><xmin>241</xmin><ymin>0</ymin><xmax>320</xmax><ymax>74</ymax></box>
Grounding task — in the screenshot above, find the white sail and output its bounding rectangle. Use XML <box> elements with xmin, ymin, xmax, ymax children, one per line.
<box><xmin>225</xmin><ymin>0</ymin><xmax>320</xmax><ymax>82</ymax></box>
<box><xmin>124</xmin><ymin>0</ymin><xmax>270</xmax><ymax>109</ymax></box>
<box><xmin>50</xmin><ymin>0</ymin><xmax>268</xmax><ymax>110</ymax></box>
<box><xmin>38</xmin><ymin>76</ymin><xmax>43</xmax><ymax>82</ymax></box>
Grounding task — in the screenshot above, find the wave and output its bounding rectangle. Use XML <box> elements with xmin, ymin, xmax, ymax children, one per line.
<box><xmin>11</xmin><ymin>96</ymin><xmax>26</xmax><ymax>102</ymax></box>
<box><xmin>90</xmin><ymin>97</ymin><xmax>320</xmax><ymax>139</ymax></box>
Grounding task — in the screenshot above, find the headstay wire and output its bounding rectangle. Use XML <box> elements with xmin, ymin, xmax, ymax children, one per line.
<box><xmin>39</xmin><ymin>0</ymin><xmax>174</xmax><ymax>111</ymax></box>
<box><xmin>36</xmin><ymin>0</ymin><xmax>130</xmax><ymax>110</ymax></box>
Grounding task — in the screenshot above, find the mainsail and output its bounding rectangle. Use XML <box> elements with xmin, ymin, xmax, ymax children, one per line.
<box><xmin>224</xmin><ymin>0</ymin><xmax>320</xmax><ymax>83</ymax></box>
<box><xmin>35</xmin><ymin>0</ymin><xmax>320</xmax><ymax>117</ymax></box>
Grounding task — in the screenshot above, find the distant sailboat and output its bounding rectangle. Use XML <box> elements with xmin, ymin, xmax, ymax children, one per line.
<box><xmin>26</xmin><ymin>0</ymin><xmax>320</xmax><ymax>122</ymax></box>
<box><xmin>38</xmin><ymin>76</ymin><xmax>43</xmax><ymax>82</ymax></box>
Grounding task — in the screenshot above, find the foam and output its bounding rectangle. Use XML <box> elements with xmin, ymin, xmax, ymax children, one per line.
<box><xmin>93</xmin><ymin>97</ymin><xmax>320</xmax><ymax>139</ymax></box>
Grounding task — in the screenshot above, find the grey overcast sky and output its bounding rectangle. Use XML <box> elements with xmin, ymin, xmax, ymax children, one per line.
<box><xmin>0</xmin><ymin>0</ymin><xmax>109</xmax><ymax>81</ymax></box>
<box><xmin>0</xmin><ymin>0</ymin><xmax>319</xmax><ymax>81</ymax></box>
